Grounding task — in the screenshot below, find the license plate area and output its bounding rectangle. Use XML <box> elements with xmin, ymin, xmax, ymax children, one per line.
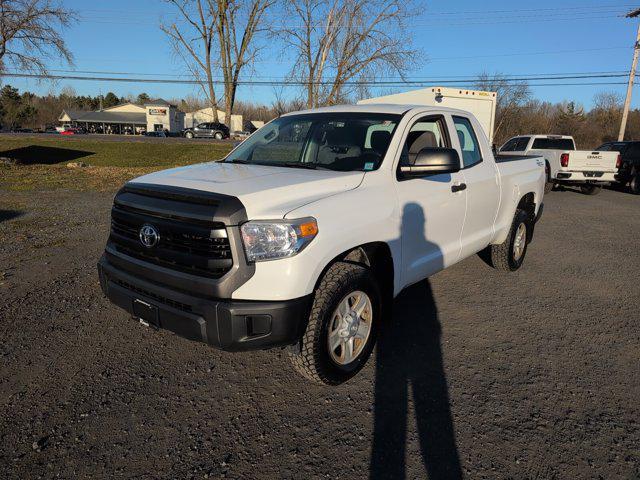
<box><xmin>133</xmin><ymin>298</ymin><xmax>159</xmax><ymax>328</ymax></box>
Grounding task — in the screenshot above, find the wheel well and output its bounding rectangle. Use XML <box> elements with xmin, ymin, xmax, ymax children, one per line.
<box><xmin>517</xmin><ymin>193</ymin><xmax>536</xmax><ymax>217</ymax></box>
<box><xmin>545</xmin><ymin>160</ymin><xmax>551</xmax><ymax>180</ymax></box>
<box><xmin>317</xmin><ymin>243</ymin><xmax>394</xmax><ymax>299</ymax></box>
<box><xmin>517</xmin><ymin>193</ymin><xmax>536</xmax><ymax>241</ymax></box>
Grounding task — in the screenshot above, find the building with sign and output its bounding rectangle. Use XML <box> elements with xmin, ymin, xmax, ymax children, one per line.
<box><xmin>59</xmin><ymin>99</ymin><xmax>186</xmax><ymax>135</ymax></box>
<box><xmin>144</xmin><ymin>99</ymin><xmax>185</xmax><ymax>133</ymax></box>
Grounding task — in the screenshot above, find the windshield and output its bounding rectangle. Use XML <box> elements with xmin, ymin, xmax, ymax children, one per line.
<box><xmin>225</xmin><ymin>113</ymin><xmax>401</xmax><ymax>172</ymax></box>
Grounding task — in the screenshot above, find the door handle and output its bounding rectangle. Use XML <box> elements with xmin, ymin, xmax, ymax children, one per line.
<box><xmin>451</xmin><ymin>183</ymin><xmax>467</xmax><ymax>193</ymax></box>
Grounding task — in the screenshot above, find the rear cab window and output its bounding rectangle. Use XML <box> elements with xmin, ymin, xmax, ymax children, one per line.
<box><xmin>453</xmin><ymin>116</ymin><xmax>482</xmax><ymax>168</ymax></box>
<box><xmin>531</xmin><ymin>138</ymin><xmax>575</xmax><ymax>150</ymax></box>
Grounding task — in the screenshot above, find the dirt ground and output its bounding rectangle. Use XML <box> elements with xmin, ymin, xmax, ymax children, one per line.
<box><xmin>0</xmin><ymin>186</ymin><xmax>639</xmax><ymax>479</ymax></box>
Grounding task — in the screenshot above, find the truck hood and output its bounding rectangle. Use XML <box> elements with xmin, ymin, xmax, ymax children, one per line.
<box><xmin>129</xmin><ymin>161</ymin><xmax>365</xmax><ymax>219</ymax></box>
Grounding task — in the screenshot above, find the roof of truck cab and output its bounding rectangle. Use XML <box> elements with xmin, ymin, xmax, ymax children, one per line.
<box><xmin>517</xmin><ymin>134</ymin><xmax>574</xmax><ymax>139</ymax></box>
<box><xmin>282</xmin><ymin>103</ymin><xmax>475</xmax><ymax>116</ymax></box>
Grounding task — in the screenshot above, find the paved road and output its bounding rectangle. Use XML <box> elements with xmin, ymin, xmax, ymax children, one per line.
<box><xmin>0</xmin><ymin>186</ymin><xmax>639</xmax><ymax>479</ymax></box>
<box><xmin>0</xmin><ymin>132</ymin><xmax>236</xmax><ymax>145</ymax></box>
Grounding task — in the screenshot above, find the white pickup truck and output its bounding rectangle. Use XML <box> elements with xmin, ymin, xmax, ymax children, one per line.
<box><xmin>98</xmin><ymin>104</ymin><xmax>545</xmax><ymax>384</ymax></box>
<box><xmin>499</xmin><ymin>134</ymin><xmax>620</xmax><ymax>195</ymax></box>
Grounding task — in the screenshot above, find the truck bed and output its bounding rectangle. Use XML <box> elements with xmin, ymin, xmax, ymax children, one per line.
<box><xmin>495</xmin><ymin>154</ymin><xmax>541</xmax><ymax>163</ymax></box>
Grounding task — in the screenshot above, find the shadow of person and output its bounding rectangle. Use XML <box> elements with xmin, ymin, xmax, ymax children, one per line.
<box><xmin>370</xmin><ymin>203</ymin><xmax>462</xmax><ymax>480</ymax></box>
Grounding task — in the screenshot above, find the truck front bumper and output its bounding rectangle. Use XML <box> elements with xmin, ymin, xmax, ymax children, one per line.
<box><xmin>97</xmin><ymin>255</ymin><xmax>312</xmax><ymax>352</ymax></box>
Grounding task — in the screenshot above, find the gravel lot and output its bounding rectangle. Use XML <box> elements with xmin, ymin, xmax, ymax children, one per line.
<box><xmin>0</xmin><ymin>186</ymin><xmax>639</xmax><ymax>479</ymax></box>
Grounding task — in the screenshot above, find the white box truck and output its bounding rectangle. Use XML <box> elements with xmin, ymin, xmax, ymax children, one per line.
<box><xmin>358</xmin><ymin>87</ymin><xmax>498</xmax><ymax>144</ymax></box>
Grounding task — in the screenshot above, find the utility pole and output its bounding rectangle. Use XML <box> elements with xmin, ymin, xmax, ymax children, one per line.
<box><xmin>619</xmin><ymin>8</ymin><xmax>640</xmax><ymax>141</ymax></box>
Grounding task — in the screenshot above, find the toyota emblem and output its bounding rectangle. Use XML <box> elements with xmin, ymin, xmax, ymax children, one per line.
<box><xmin>139</xmin><ymin>224</ymin><xmax>160</xmax><ymax>248</ymax></box>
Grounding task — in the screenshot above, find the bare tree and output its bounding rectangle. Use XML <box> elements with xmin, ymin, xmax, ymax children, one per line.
<box><xmin>0</xmin><ymin>0</ymin><xmax>75</xmax><ymax>75</ymax></box>
<box><xmin>475</xmin><ymin>72</ymin><xmax>531</xmax><ymax>143</ymax></box>
<box><xmin>278</xmin><ymin>0</ymin><xmax>418</xmax><ymax>108</ymax></box>
<box><xmin>270</xmin><ymin>86</ymin><xmax>306</xmax><ymax>116</ymax></box>
<box><xmin>590</xmin><ymin>92</ymin><xmax>623</xmax><ymax>143</ymax></box>
<box><xmin>162</xmin><ymin>0</ymin><xmax>273</xmax><ymax>125</ymax></box>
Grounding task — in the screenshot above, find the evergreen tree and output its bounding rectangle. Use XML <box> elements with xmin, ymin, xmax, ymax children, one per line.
<box><xmin>102</xmin><ymin>92</ymin><xmax>120</xmax><ymax>108</ymax></box>
<box><xmin>136</xmin><ymin>93</ymin><xmax>150</xmax><ymax>105</ymax></box>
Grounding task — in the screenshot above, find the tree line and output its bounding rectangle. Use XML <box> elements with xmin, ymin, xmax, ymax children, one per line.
<box><xmin>3</xmin><ymin>81</ymin><xmax>639</xmax><ymax>149</ymax></box>
<box><xmin>475</xmin><ymin>75</ymin><xmax>635</xmax><ymax>148</ymax></box>
<box><xmin>0</xmin><ymin>0</ymin><xmax>637</xmax><ymax>147</ymax></box>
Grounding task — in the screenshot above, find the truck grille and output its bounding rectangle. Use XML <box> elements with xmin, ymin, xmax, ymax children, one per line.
<box><xmin>109</xmin><ymin>204</ymin><xmax>233</xmax><ymax>279</ymax></box>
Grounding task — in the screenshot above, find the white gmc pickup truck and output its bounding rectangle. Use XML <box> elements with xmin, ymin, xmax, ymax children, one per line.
<box><xmin>98</xmin><ymin>104</ymin><xmax>545</xmax><ymax>384</ymax></box>
<box><xmin>499</xmin><ymin>134</ymin><xmax>620</xmax><ymax>195</ymax></box>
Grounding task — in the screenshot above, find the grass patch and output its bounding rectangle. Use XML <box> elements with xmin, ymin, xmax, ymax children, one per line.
<box><xmin>0</xmin><ymin>135</ymin><xmax>232</xmax><ymax>167</ymax></box>
<box><xmin>0</xmin><ymin>164</ymin><xmax>166</xmax><ymax>192</ymax></box>
<box><xmin>0</xmin><ymin>136</ymin><xmax>234</xmax><ymax>192</ymax></box>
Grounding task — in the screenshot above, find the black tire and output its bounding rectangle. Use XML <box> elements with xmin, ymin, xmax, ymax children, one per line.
<box><xmin>185</xmin><ymin>131</ymin><xmax>194</xmax><ymax>139</ymax></box>
<box><xmin>487</xmin><ymin>209</ymin><xmax>530</xmax><ymax>272</ymax></box>
<box><xmin>544</xmin><ymin>162</ymin><xmax>554</xmax><ymax>194</ymax></box>
<box><xmin>214</xmin><ymin>131</ymin><xmax>224</xmax><ymax>140</ymax></box>
<box><xmin>580</xmin><ymin>184</ymin><xmax>602</xmax><ymax>195</ymax></box>
<box><xmin>630</xmin><ymin>173</ymin><xmax>640</xmax><ymax>195</ymax></box>
<box><xmin>288</xmin><ymin>261</ymin><xmax>380</xmax><ymax>385</ymax></box>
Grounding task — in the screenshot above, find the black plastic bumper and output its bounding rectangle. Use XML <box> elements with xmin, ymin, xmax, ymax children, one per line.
<box><xmin>97</xmin><ymin>255</ymin><xmax>312</xmax><ymax>352</ymax></box>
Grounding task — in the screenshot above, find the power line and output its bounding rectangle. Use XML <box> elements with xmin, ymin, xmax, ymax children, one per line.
<box><xmin>25</xmin><ymin>68</ymin><xmax>632</xmax><ymax>81</ymax></box>
<box><xmin>78</xmin><ymin>13</ymin><xmax>625</xmax><ymax>27</ymax></box>
<box><xmin>2</xmin><ymin>71</ymin><xmax>633</xmax><ymax>88</ymax></box>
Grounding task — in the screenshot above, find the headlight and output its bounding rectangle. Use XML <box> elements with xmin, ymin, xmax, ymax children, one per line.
<box><xmin>240</xmin><ymin>218</ymin><xmax>318</xmax><ymax>262</ymax></box>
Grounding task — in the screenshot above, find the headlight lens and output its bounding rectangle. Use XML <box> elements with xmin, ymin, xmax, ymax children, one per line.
<box><xmin>240</xmin><ymin>218</ymin><xmax>318</xmax><ymax>262</ymax></box>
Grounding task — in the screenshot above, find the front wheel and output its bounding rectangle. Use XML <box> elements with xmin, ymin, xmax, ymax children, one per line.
<box><xmin>214</xmin><ymin>131</ymin><xmax>224</xmax><ymax>140</ymax></box>
<box><xmin>580</xmin><ymin>184</ymin><xmax>602</xmax><ymax>195</ymax></box>
<box><xmin>487</xmin><ymin>209</ymin><xmax>530</xmax><ymax>272</ymax></box>
<box><xmin>185</xmin><ymin>131</ymin><xmax>194</xmax><ymax>139</ymax></box>
<box><xmin>289</xmin><ymin>262</ymin><xmax>380</xmax><ymax>385</ymax></box>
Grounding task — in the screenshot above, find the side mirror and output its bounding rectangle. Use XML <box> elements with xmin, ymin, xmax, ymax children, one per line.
<box><xmin>400</xmin><ymin>148</ymin><xmax>461</xmax><ymax>178</ymax></box>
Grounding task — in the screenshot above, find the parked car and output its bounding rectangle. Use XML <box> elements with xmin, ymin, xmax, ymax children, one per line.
<box><xmin>98</xmin><ymin>104</ymin><xmax>545</xmax><ymax>385</ymax></box>
<box><xmin>145</xmin><ymin>131</ymin><xmax>167</xmax><ymax>138</ymax></box>
<box><xmin>11</xmin><ymin>127</ymin><xmax>34</xmax><ymax>133</ymax></box>
<box><xmin>596</xmin><ymin>141</ymin><xmax>640</xmax><ymax>195</ymax></box>
<box><xmin>182</xmin><ymin>122</ymin><xmax>230</xmax><ymax>140</ymax></box>
<box><xmin>499</xmin><ymin>135</ymin><xmax>620</xmax><ymax>195</ymax></box>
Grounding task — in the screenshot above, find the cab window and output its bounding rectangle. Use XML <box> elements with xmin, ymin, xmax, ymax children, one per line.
<box><xmin>399</xmin><ymin>115</ymin><xmax>449</xmax><ymax>167</ymax></box>
<box><xmin>500</xmin><ymin>137</ymin><xmax>520</xmax><ymax>152</ymax></box>
<box><xmin>501</xmin><ymin>136</ymin><xmax>530</xmax><ymax>152</ymax></box>
<box><xmin>453</xmin><ymin>116</ymin><xmax>482</xmax><ymax>168</ymax></box>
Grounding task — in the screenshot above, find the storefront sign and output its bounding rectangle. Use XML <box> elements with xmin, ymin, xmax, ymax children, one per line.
<box><xmin>149</xmin><ymin>108</ymin><xmax>167</xmax><ymax>115</ymax></box>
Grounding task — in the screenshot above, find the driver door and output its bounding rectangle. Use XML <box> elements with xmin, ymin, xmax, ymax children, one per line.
<box><xmin>395</xmin><ymin>114</ymin><xmax>467</xmax><ymax>287</ymax></box>
<box><xmin>196</xmin><ymin>123</ymin><xmax>212</xmax><ymax>137</ymax></box>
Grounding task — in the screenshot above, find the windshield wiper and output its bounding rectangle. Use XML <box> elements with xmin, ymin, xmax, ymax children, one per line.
<box><xmin>281</xmin><ymin>162</ymin><xmax>317</xmax><ymax>170</ymax></box>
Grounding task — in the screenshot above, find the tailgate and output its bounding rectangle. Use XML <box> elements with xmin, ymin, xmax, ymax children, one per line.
<box><xmin>565</xmin><ymin>151</ymin><xmax>618</xmax><ymax>172</ymax></box>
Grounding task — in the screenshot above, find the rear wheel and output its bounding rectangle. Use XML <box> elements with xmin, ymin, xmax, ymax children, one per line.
<box><xmin>289</xmin><ymin>262</ymin><xmax>380</xmax><ymax>385</ymax></box>
<box><xmin>544</xmin><ymin>162</ymin><xmax>554</xmax><ymax>193</ymax></box>
<box><xmin>214</xmin><ymin>131</ymin><xmax>224</xmax><ymax>140</ymax></box>
<box><xmin>630</xmin><ymin>172</ymin><xmax>640</xmax><ymax>195</ymax></box>
<box><xmin>580</xmin><ymin>184</ymin><xmax>602</xmax><ymax>195</ymax></box>
<box><xmin>487</xmin><ymin>209</ymin><xmax>530</xmax><ymax>272</ymax></box>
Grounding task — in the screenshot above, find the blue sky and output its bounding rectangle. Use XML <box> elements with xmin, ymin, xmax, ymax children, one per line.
<box><xmin>7</xmin><ymin>0</ymin><xmax>640</xmax><ymax>109</ymax></box>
